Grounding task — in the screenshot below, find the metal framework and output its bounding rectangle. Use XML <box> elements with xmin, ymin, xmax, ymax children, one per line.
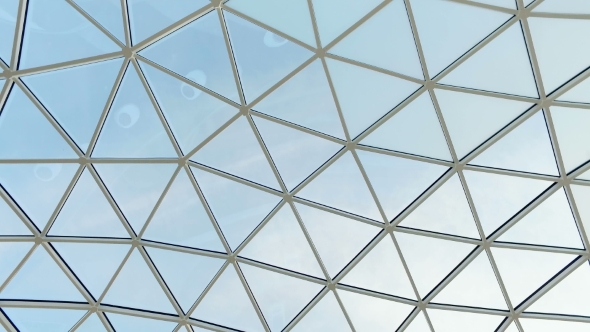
<box><xmin>0</xmin><ymin>0</ymin><xmax>590</xmax><ymax>331</ymax></box>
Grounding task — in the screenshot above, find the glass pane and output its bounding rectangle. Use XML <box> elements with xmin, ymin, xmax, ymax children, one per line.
<box><xmin>240</xmin><ymin>263</ymin><xmax>323</xmax><ymax>331</ymax></box>
<box><xmin>440</xmin><ymin>22</ymin><xmax>537</xmax><ymax>98</ymax></box>
<box><xmin>571</xmin><ymin>185</ymin><xmax>590</xmax><ymax>242</ymax></box>
<box><xmin>520</xmin><ymin>318</ymin><xmax>590</xmax><ymax>332</ymax></box>
<box><xmin>357</xmin><ymin>150</ymin><xmax>448</xmax><ymax>221</ymax></box>
<box><xmin>49</xmin><ymin>168</ymin><xmax>129</xmax><ymax>238</ymax></box>
<box><xmin>295</xmin><ymin>151</ymin><xmax>381</xmax><ymax>221</ymax></box>
<box><xmin>433</xmin><ymin>251</ymin><xmax>507</xmax><ymax>309</ymax></box>
<box><xmin>253</xmin><ymin>116</ymin><xmax>342</xmax><ymax>191</ymax></box>
<box><xmin>291</xmin><ymin>291</ymin><xmax>351</xmax><ymax>332</ymax></box>
<box><xmin>0</xmin><ymin>85</ymin><xmax>78</xmax><ymax>159</ymax></box>
<box><xmin>107</xmin><ymin>312</ymin><xmax>177</xmax><ymax>332</ymax></box>
<box><xmin>470</xmin><ymin>111</ymin><xmax>558</xmax><ymax>176</ymax></box>
<box><xmin>427</xmin><ymin>308</ymin><xmax>504</xmax><ymax>332</ymax></box>
<box><xmin>20</xmin><ymin>0</ymin><xmax>118</xmax><ymax>69</ymax></box>
<box><xmin>329</xmin><ymin>0</ymin><xmax>423</xmax><ymax>79</ymax></box>
<box><xmin>127</xmin><ymin>0</ymin><xmax>209</xmax><ymax>45</ymax></box>
<box><xmin>549</xmin><ymin>106</ymin><xmax>590</xmax><ymax>172</ymax></box>
<box><xmin>139</xmin><ymin>10</ymin><xmax>239</xmax><ymax>102</ymax></box>
<box><xmin>533</xmin><ymin>0</ymin><xmax>590</xmax><ymax>13</ymax></box>
<box><xmin>76</xmin><ymin>313</ymin><xmax>106</xmax><ymax>331</ymax></box>
<box><xmin>72</xmin><ymin>0</ymin><xmax>125</xmax><ymax>42</ymax></box>
<box><xmin>191</xmin><ymin>167</ymin><xmax>281</xmax><ymax>250</ymax></box>
<box><xmin>296</xmin><ymin>202</ymin><xmax>380</xmax><ymax>278</ymax></box>
<box><xmin>191</xmin><ymin>116</ymin><xmax>280</xmax><ymax>189</ymax></box>
<box><xmin>191</xmin><ymin>266</ymin><xmax>265</xmax><ymax>331</ymax></box>
<box><xmin>404</xmin><ymin>312</ymin><xmax>431</xmax><ymax>332</ymax></box>
<box><xmin>22</xmin><ymin>58</ymin><xmax>124</xmax><ymax>152</ymax></box>
<box><xmin>340</xmin><ymin>236</ymin><xmax>416</xmax><ymax>299</ymax></box>
<box><xmin>147</xmin><ymin>247</ymin><xmax>224</xmax><ymax>312</ymax></box>
<box><xmin>463</xmin><ymin>170</ymin><xmax>551</xmax><ymax>236</ymax></box>
<box><xmin>0</xmin><ymin>196</ymin><xmax>30</xmax><ymax>235</ymax></box>
<box><xmin>326</xmin><ymin>58</ymin><xmax>420</xmax><ymax>138</ymax></box>
<box><xmin>142</xmin><ymin>170</ymin><xmax>224</xmax><ymax>251</ymax></box>
<box><xmin>339</xmin><ymin>289</ymin><xmax>415</xmax><ymax>331</ymax></box>
<box><xmin>0</xmin><ymin>242</ymin><xmax>32</xmax><ymax>286</ymax></box>
<box><xmin>498</xmin><ymin>189</ymin><xmax>584</xmax><ymax>248</ymax></box>
<box><xmin>3</xmin><ymin>308</ymin><xmax>86</xmax><ymax>332</ymax></box>
<box><xmin>224</xmin><ymin>11</ymin><xmax>313</xmax><ymax>102</ymax></box>
<box><xmin>395</xmin><ymin>232</ymin><xmax>475</xmax><ymax>297</ymax></box>
<box><xmin>252</xmin><ymin>59</ymin><xmax>345</xmax><ymax>139</ymax></box>
<box><xmin>226</xmin><ymin>0</ymin><xmax>315</xmax><ymax>46</ymax></box>
<box><xmin>102</xmin><ymin>249</ymin><xmax>176</xmax><ymax>313</ymax></box>
<box><xmin>0</xmin><ymin>0</ymin><xmax>18</xmax><ymax>64</ymax></box>
<box><xmin>92</xmin><ymin>64</ymin><xmax>177</xmax><ymax>158</ymax></box>
<box><xmin>557</xmin><ymin>75</ymin><xmax>590</xmax><ymax>104</ymax></box>
<box><xmin>361</xmin><ymin>92</ymin><xmax>451</xmax><ymax>161</ymax></box>
<box><xmin>239</xmin><ymin>205</ymin><xmax>324</xmax><ymax>277</ymax></box>
<box><xmin>400</xmin><ymin>174</ymin><xmax>479</xmax><ymax>239</ymax></box>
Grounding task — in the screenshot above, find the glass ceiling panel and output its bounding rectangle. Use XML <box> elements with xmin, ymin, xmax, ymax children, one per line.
<box><xmin>3</xmin><ymin>1</ymin><xmax>590</xmax><ymax>330</ymax></box>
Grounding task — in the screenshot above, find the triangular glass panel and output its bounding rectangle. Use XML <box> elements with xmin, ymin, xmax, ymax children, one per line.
<box><xmin>528</xmin><ymin>17</ymin><xmax>590</xmax><ymax>93</ymax></box>
<box><xmin>0</xmin><ymin>242</ymin><xmax>33</xmax><ymax>286</ymax></box>
<box><xmin>52</xmin><ymin>242</ymin><xmax>129</xmax><ymax>298</ymax></box>
<box><xmin>533</xmin><ymin>0</ymin><xmax>590</xmax><ymax>14</ymax></box>
<box><xmin>578</xmin><ymin>169</ymin><xmax>590</xmax><ymax>181</ymax></box>
<box><xmin>142</xmin><ymin>170</ymin><xmax>224</xmax><ymax>251</ymax></box>
<box><xmin>0</xmin><ymin>196</ymin><xmax>30</xmax><ymax>235</ymax></box>
<box><xmin>311</xmin><ymin>0</ymin><xmax>382</xmax><ymax>46</ymax></box>
<box><xmin>77</xmin><ymin>313</ymin><xmax>106</xmax><ymax>332</ymax></box>
<box><xmin>72</xmin><ymin>0</ymin><xmax>125</xmax><ymax>42</ymax></box>
<box><xmin>295</xmin><ymin>151</ymin><xmax>381</xmax><ymax>221</ymax></box>
<box><xmin>571</xmin><ymin>185</ymin><xmax>590</xmax><ymax>241</ymax></box>
<box><xmin>427</xmin><ymin>308</ymin><xmax>504</xmax><ymax>332</ymax></box>
<box><xmin>491</xmin><ymin>247</ymin><xmax>575</xmax><ymax>306</ymax></box>
<box><xmin>520</xmin><ymin>318</ymin><xmax>590</xmax><ymax>332</ymax></box>
<box><xmin>469</xmin><ymin>0</ymin><xmax>517</xmax><ymax>8</ymax></box>
<box><xmin>357</xmin><ymin>150</ymin><xmax>449</xmax><ymax>221</ymax></box>
<box><xmin>252</xmin><ymin>59</ymin><xmax>345</xmax><ymax>139</ymax></box>
<box><xmin>102</xmin><ymin>249</ymin><xmax>176</xmax><ymax>313</ymax></box>
<box><xmin>498</xmin><ymin>189</ymin><xmax>584</xmax><ymax>248</ymax></box>
<box><xmin>0</xmin><ymin>163</ymin><xmax>79</xmax><ymax>229</ymax></box>
<box><xmin>291</xmin><ymin>291</ymin><xmax>352</xmax><ymax>332</ymax></box>
<box><xmin>224</xmin><ymin>11</ymin><xmax>314</xmax><ymax>102</ymax></box>
<box><xmin>550</xmin><ymin>106</ymin><xmax>590</xmax><ymax>172</ymax></box>
<box><xmin>191</xmin><ymin>167</ymin><xmax>281</xmax><ymax>249</ymax></box>
<box><xmin>400</xmin><ymin>174</ymin><xmax>479</xmax><ymax>239</ymax></box>
<box><xmin>296</xmin><ymin>202</ymin><xmax>380</xmax><ymax>277</ymax></box>
<box><xmin>253</xmin><ymin>116</ymin><xmax>343</xmax><ymax>190</ymax></box>
<box><xmin>463</xmin><ymin>170</ymin><xmax>552</xmax><ymax>236</ymax></box>
<box><xmin>19</xmin><ymin>0</ymin><xmax>118</xmax><ymax>69</ymax></box>
<box><xmin>3</xmin><ymin>308</ymin><xmax>86</xmax><ymax>332</ymax></box>
<box><xmin>146</xmin><ymin>247</ymin><xmax>225</xmax><ymax>312</ymax></box>
<box><xmin>471</xmin><ymin>111</ymin><xmax>558</xmax><ymax>176</ymax></box>
<box><xmin>340</xmin><ymin>236</ymin><xmax>416</xmax><ymax>299</ymax></box>
<box><xmin>191</xmin><ymin>266</ymin><xmax>265</xmax><ymax>332</ymax></box>
<box><xmin>240</xmin><ymin>205</ymin><xmax>324</xmax><ymax>277</ymax></box>
<box><xmin>140</xmin><ymin>10</ymin><xmax>239</xmax><ymax>102</ymax></box>
<box><xmin>127</xmin><ymin>0</ymin><xmax>209</xmax><ymax>44</ymax></box>
<box><xmin>329</xmin><ymin>0</ymin><xmax>423</xmax><ymax>79</ymax></box>
<box><xmin>92</xmin><ymin>64</ymin><xmax>177</xmax><ymax>158</ymax></box>
<box><xmin>140</xmin><ymin>62</ymin><xmax>238</xmax><ymax>154</ymax></box>
<box><xmin>439</xmin><ymin>22</ymin><xmax>538</xmax><ymax>98</ymax></box>
<box><xmin>0</xmin><ymin>245</ymin><xmax>85</xmax><ymax>302</ymax></box>
<box><xmin>339</xmin><ymin>289</ymin><xmax>415</xmax><ymax>332</ymax></box>
<box><xmin>326</xmin><ymin>58</ymin><xmax>421</xmax><ymax>138</ymax></box>
<box><xmin>191</xmin><ymin>116</ymin><xmax>279</xmax><ymax>189</ymax></box>
<box><xmin>527</xmin><ymin>261</ymin><xmax>590</xmax><ymax>317</ymax></box>
<box><xmin>434</xmin><ymin>251</ymin><xmax>507</xmax><ymax>309</ymax></box>
<box><xmin>226</xmin><ymin>0</ymin><xmax>315</xmax><ymax>46</ymax></box>
<box><xmin>409</xmin><ymin>0</ymin><xmax>511</xmax><ymax>77</ymax></box>
<box><xmin>0</xmin><ymin>0</ymin><xmax>18</xmax><ymax>64</ymax></box>
<box><xmin>0</xmin><ymin>85</ymin><xmax>78</xmax><ymax>159</ymax></box>
<box><xmin>558</xmin><ymin>75</ymin><xmax>590</xmax><ymax>104</ymax></box>
<box><xmin>404</xmin><ymin>312</ymin><xmax>431</xmax><ymax>332</ymax></box>
<box><xmin>94</xmin><ymin>163</ymin><xmax>177</xmax><ymax>233</ymax></box>
<box><xmin>396</xmin><ymin>232</ymin><xmax>475</xmax><ymax>297</ymax></box>
<box><xmin>107</xmin><ymin>312</ymin><xmax>177</xmax><ymax>332</ymax></box>
<box><xmin>240</xmin><ymin>263</ymin><xmax>323</xmax><ymax>331</ymax></box>
<box><xmin>22</xmin><ymin>58</ymin><xmax>124</xmax><ymax>152</ymax></box>
<box><xmin>435</xmin><ymin>88</ymin><xmax>532</xmax><ymax>159</ymax></box>
<box><xmin>505</xmin><ymin>322</ymin><xmax>520</xmax><ymax>332</ymax></box>
<box><xmin>361</xmin><ymin>93</ymin><xmax>451</xmax><ymax>161</ymax></box>
<box><xmin>49</xmin><ymin>168</ymin><xmax>129</xmax><ymax>238</ymax></box>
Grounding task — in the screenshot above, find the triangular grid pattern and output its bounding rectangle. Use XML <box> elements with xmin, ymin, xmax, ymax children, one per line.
<box><xmin>0</xmin><ymin>1</ymin><xmax>589</xmax><ymax>331</ymax></box>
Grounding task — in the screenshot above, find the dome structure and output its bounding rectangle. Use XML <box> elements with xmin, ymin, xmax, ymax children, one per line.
<box><xmin>0</xmin><ymin>0</ymin><xmax>590</xmax><ymax>331</ymax></box>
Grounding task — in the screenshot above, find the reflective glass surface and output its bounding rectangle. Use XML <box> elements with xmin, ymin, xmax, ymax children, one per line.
<box><xmin>1</xmin><ymin>1</ymin><xmax>589</xmax><ymax>331</ymax></box>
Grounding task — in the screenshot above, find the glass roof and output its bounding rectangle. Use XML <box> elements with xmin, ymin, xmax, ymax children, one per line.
<box><xmin>0</xmin><ymin>0</ymin><xmax>589</xmax><ymax>331</ymax></box>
